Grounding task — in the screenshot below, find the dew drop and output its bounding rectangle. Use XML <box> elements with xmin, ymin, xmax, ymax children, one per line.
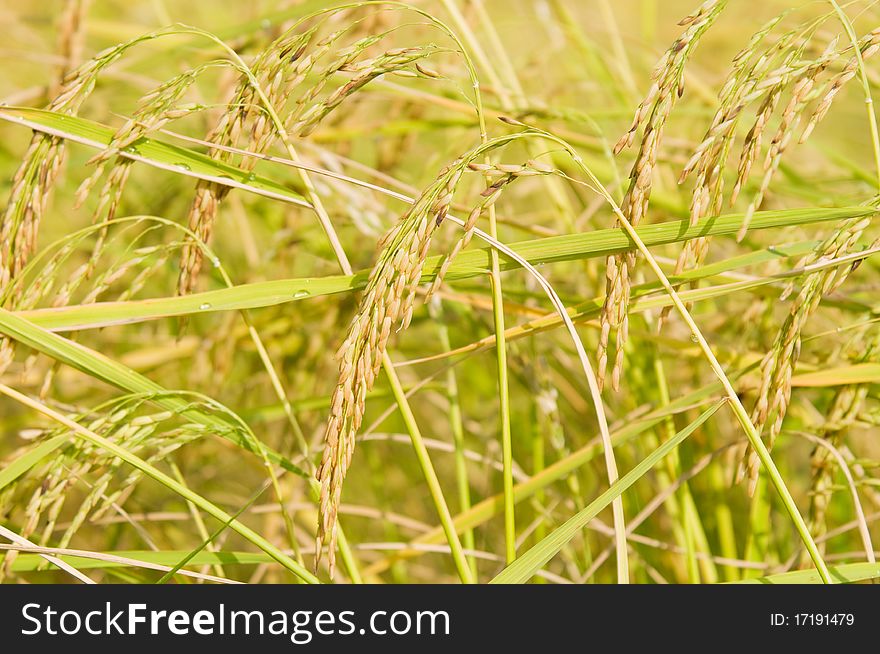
<box><xmin>293</xmin><ymin>289</ymin><xmax>310</xmax><ymax>299</ymax></box>
<box><xmin>175</xmin><ymin>163</ymin><xmax>192</xmax><ymax>171</ymax></box>
<box><xmin>244</xmin><ymin>172</ymin><xmax>257</xmax><ymax>183</ymax></box>
<box><xmin>199</xmin><ymin>302</ymin><xmax>211</xmax><ymax>310</ymax></box>
<box><xmin>690</xmin><ymin>334</ymin><xmax>699</xmax><ymax>343</ymax></box>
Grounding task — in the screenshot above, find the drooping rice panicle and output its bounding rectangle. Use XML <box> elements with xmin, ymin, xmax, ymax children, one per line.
<box><xmin>740</xmin><ymin>213</ymin><xmax>878</xmax><ymax>493</ymax></box>
<box><xmin>806</xmin><ymin>331</ymin><xmax>878</xmax><ymax>547</ymax></box>
<box><xmin>0</xmin><ymin>29</ymin><xmax>175</xmax><ymax>377</ymax></box>
<box><xmin>177</xmin><ymin>20</ymin><xmax>442</xmax><ymax>295</ymax></box>
<box><xmin>316</xmin><ymin>159</ymin><xmax>464</xmax><ymax>571</ymax></box>
<box><xmin>599</xmin><ymin>0</ymin><xmax>727</xmax><ymax>391</ymax></box>
<box><xmin>664</xmin><ymin>17</ymin><xmax>879</xmax><ymax>333</ymax></box>
<box><xmin>316</xmin><ymin>151</ymin><xmax>554</xmax><ymax>572</ymax></box>
<box><xmin>51</xmin><ymin>0</ymin><xmax>90</xmax><ymax>97</ymax></box>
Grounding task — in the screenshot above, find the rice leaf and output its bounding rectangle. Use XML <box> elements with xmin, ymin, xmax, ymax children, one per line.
<box><xmin>491</xmin><ymin>401</ymin><xmax>725</xmax><ymax>584</ymax></box>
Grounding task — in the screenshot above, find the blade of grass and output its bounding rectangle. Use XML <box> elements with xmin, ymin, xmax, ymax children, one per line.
<box><xmin>0</xmin><ymin>307</ymin><xmax>308</xmax><ymax>477</ymax></box>
<box><xmin>400</xmin><ymin>242</ymin><xmax>879</xmax><ymax>368</ymax></box>
<box><xmin>0</xmin><ymin>433</ymin><xmax>69</xmax><ymax>492</ymax></box>
<box><xmin>791</xmin><ymin>363</ymin><xmax>880</xmax><ymax>387</ymax></box>
<box><xmin>5</xmin><ymin>547</ymin><xmax>267</xmax><ymax>579</ymax></box>
<box><xmin>7</xmin><ymin>549</ymin><xmax>273</xmax><ymax>570</ymax></box>
<box><xmin>730</xmin><ymin>562</ymin><xmax>880</xmax><ymax>584</ymax></box>
<box><xmin>490</xmin><ymin>401</ymin><xmax>725</xmax><ymax>584</ymax></box>
<box><xmin>431</xmin><ymin>299</ymin><xmax>478</xmax><ymax>577</ymax></box>
<box><xmin>0</xmin><ymin>525</ymin><xmax>95</xmax><ymax>584</ymax></box>
<box><xmin>0</xmin><ymin>107</ymin><xmax>310</xmax><ymax>208</ymax></box>
<box><xmin>157</xmin><ymin>480</ymin><xmax>272</xmax><ymax>584</ymax></box>
<box><xmin>17</xmin><ymin>209</ymin><xmax>870</xmax><ymax>334</ymax></box>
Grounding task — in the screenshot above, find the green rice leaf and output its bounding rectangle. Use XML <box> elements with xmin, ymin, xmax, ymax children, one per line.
<box><xmin>17</xmin><ymin>208</ymin><xmax>872</xmax><ymax>333</ymax></box>
<box><xmin>0</xmin><ymin>434</ymin><xmax>69</xmax><ymax>492</ymax></box>
<box><xmin>490</xmin><ymin>401</ymin><xmax>725</xmax><ymax>584</ymax></box>
<box><xmin>730</xmin><ymin>563</ymin><xmax>880</xmax><ymax>584</ymax></box>
<box><xmin>0</xmin><ymin>308</ymin><xmax>308</xmax><ymax>478</ymax></box>
<box><xmin>0</xmin><ymin>106</ymin><xmax>309</xmax><ymax>207</ymax></box>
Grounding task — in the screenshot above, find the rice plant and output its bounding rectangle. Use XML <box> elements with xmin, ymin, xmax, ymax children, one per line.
<box><xmin>1</xmin><ymin>0</ymin><xmax>879</xmax><ymax>584</ymax></box>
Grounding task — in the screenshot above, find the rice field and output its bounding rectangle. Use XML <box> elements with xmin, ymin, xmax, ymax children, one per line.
<box><xmin>1</xmin><ymin>0</ymin><xmax>879</xmax><ymax>584</ymax></box>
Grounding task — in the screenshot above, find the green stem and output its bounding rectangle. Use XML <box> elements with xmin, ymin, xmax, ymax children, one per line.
<box><xmin>433</xmin><ymin>301</ymin><xmax>478</xmax><ymax>577</ymax></box>
<box><xmin>169</xmin><ymin>463</ymin><xmax>227</xmax><ymax>579</ymax></box>
<box><xmin>622</xmin><ymin>214</ymin><xmax>831</xmax><ymax>582</ymax></box>
<box><xmin>654</xmin><ymin>355</ymin><xmax>717</xmax><ymax>583</ymax></box>
<box><xmin>613</xmin><ymin>207</ymin><xmax>831</xmax><ymax>583</ymax></box>
<box><xmin>490</xmin><ymin>266</ymin><xmax>515</xmax><ymax>564</ymax></box>
<box><xmin>383</xmin><ymin>352</ymin><xmax>474</xmax><ymax>583</ymax></box>
<box><xmin>744</xmin><ymin>474</ymin><xmax>772</xmax><ymax>579</ymax></box>
<box><xmin>439</xmin><ymin>0</ymin><xmax>516</xmax><ymax>567</ymax></box>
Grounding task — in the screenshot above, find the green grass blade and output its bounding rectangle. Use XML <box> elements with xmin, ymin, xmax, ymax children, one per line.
<box><xmin>17</xmin><ymin>209</ymin><xmax>871</xmax><ymax>333</ymax></box>
<box><xmin>0</xmin><ymin>434</ymin><xmax>69</xmax><ymax>492</ymax></box>
<box><xmin>0</xmin><ymin>107</ymin><xmax>309</xmax><ymax>207</ymax></box>
<box><xmin>9</xmin><ymin>549</ymin><xmax>275</xmax><ymax>571</ymax></box>
<box><xmin>730</xmin><ymin>563</ymin><xmax>880</xmax><ymax>584</ymax></box>
<box><xmin>791</xmin><ymin>363</ymin><xmax>880</xmax><ymax>387</ymax></box>
<box><xmin>157</xmin><ymin>481</ymin><xmax>271</xmax><ymax>584</ymax></box>
<box><xmin>0</xmin><ymin>307</ymin><xmax>308</xmax><ymax>478</ymax></box>
<box><xmin>490</xmin><ymin>401</ymin><xmax>725</xmax><ymax>584</ymax></box>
